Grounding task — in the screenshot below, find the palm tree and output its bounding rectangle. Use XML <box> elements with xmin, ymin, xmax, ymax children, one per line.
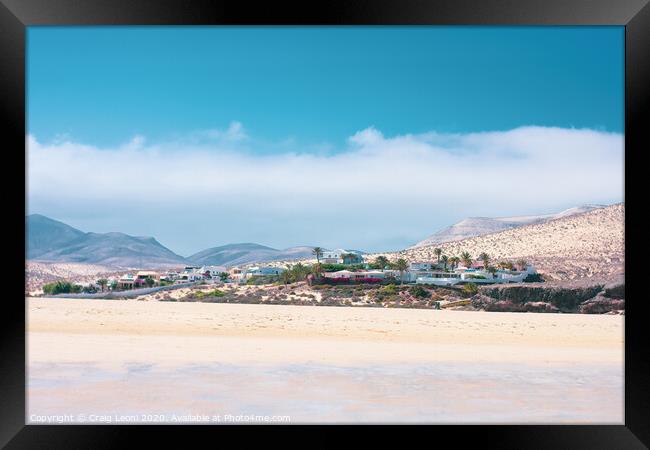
<box><xmin>478</xmin><ymin>252</ymin><xmax>491</xmax><ymax>270</ymax></box>
<box><xmin>144</xmin><ymin>277</ymin><xmax>155</xmax><ymax>288</ymax></box>
<box><xmin>460</xmin><ymin>252</ymin><xmax>473</xmax><ymax>268</ymax></box>
<box><xmin>292</xmin><ymin>263</ymin><xmax>308</xmax><ymax>281</ymax></box>
<box><xmin>394</xmin><ymin>258</ymin><xmax>409</xmax><ymax>284</ymax></box>
<box><xmin>434</xmin><ymin>248</ymin><xmax>442</xmax><ymax>263</ymax></box>
<box><xmin>440</xmin><ymin>255</ymin><xmax>449</xmax><ymax>270</ymax></box>
<box><xmin>516</xmin><ymin>259</ymin><xmax>528</xmax><ymax>271</ymax></box>
<box><xmin>311</xmin><ymin>263</ymin><xmax>323</xmax><ymax>279</ymax></box>
<box><xmin>97</xmin><ymin>278</ymin><xmax>108</xmax><ymax>292</ymax></box>
<box><xmin>374</xmin><ymin>256</ymin><xmax>389</xmax><ymax>270</ymax></box>
<box><xmin>279</xmin><ymin>270</ymin><xmax>293</xmax><ymax>285</ymax></box>
<box><xmin>312</xmin><ymin>247</ymin><xmax>323</xmax><ymax>263</ymax></box>
<box><xmin>486</xmin><ymin>266</ymin><xmax>498</xmax><ymax>277</ymax></box>
<box><xmin>449</xmin><ymin>256</ymin><xmax>460</xmax><ymax>270</ymax></box>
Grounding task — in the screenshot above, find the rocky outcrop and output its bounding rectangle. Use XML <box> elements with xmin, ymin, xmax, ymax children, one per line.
<box><xmin>579</xmin><ymin>294</ymin><xmax>624</xmax><ymax>314</ymax></box>
<box><xmin>603</xmin><ymin>279</ymin><xmax>625</xmax><ymax>299</ymax></box>
<box><xmin>471</xmin><ymin>294</ymin><xmax>559</xmax><ymax>313</ymax></box>
<box><xmin>580</xmin><ymin>278</ymin><xmax>624</xmax><ymax>314</ymax></box>
<box><xmin>477</xmin><ymin>283</ymin><xmax>603</xmax><ymax>312</ymax></box>
<box><xmin>472</xmin><ymin>279</ymin><xmax>624</xmax><ymax>314</ymax></box>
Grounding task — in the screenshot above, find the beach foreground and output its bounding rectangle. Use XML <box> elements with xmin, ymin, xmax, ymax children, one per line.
<box><xmin>27</xmin><ymin>297</ymin><xmax>624</xmax><ymax>424</ymax></box>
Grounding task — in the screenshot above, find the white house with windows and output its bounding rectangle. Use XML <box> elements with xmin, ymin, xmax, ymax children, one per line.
<box><xmin>200</xmin><ymin>266</ymin><xmax>228</xmax><ymax>278</ymax></box>
<box><xmin>409</xmin><ymin>261</ymin><xmax>436</xmax><ymax>271</ymax></box>
<box><xmin>246</xmin><ymin>266</ymin><xmax>287</xmax><ymax>276</ymax></box>
<box><xmin>322</xmin><ymin>270</ymin><xmax>386</xmax><ymax>280</ymax></box>
<box><xmin>321</xmin><ymin>249</ymin><xmax>364</xmax><ymax>264</ymax></box>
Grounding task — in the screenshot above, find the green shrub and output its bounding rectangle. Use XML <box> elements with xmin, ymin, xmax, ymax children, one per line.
<box><xmin>246</xmin><ymin>275</ymin><xmax>277</xmax><ymax>285</ymax></box>
<box><xmin>382</xmin><ymin>284</ymin><xmax>398</xmax><ymax>295</ymax></box>
<box><xmin>462</xmin><ymin>283</ymin><xmax>479</xmax><ymax>295</ymax></box>
<box><xmin>193</xmin><ymin>289</ymin><xmax>226</xmax><ymax>299</ymax></box>
<box><xmin>42</xmin><ymin>281</ymin><xmax>82</xmax><ymax>295</ymax></box>
<box><xmin>523</xmin><ymin>273</ymin><xmax>544</xmax><ymax>283</ymax></box>
<box><xmin>370</xmin><ymin>284</ymin><xmax>400</xmax><ymax>302</ymax></box>
<box><xmin>408</xmin><ymin>285</ymin><xmax>430</xmax><ymax>299</ymax></box>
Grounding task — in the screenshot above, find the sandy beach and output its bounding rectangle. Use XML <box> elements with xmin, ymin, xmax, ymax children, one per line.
<box><xmin>27</xmin><ymin>297</ymin><xmax>624</xmax><ymax>424</ymax></box>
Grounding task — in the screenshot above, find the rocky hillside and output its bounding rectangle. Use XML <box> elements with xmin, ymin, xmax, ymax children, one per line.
<box><xmin>25</xmin><ymin>261</ymin><xmax>121</xmax><ymax>294</ymax></box>
<box><xmin>382</xmin><ymin>203</ymin><xmax>624</xmax><ymax>281</ymax></box>
<box><xmin>412</xmin><ymin>204</ymin><xmax>604</xmax><ymax>248</ymax></box>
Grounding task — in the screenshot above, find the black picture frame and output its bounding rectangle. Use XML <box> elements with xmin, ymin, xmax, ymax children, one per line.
<box><xmin>2</xmin><ymin>0</ymin><xmax>647</xmax><ymax>447</ymax></box>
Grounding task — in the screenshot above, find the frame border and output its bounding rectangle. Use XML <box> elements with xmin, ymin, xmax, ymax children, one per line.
<box><xmin>2</xmin><ymin>0</ymin><xmax>647</xmax><ymax>447</ymax></box>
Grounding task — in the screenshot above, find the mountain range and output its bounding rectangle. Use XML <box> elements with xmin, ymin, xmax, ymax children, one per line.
<box><xmin>27</xmin><ymin>204</ymin><xmax>607</xmax><ymax>269</ymax></box>
<box><xmin>411</xmin><ymin>205</ymin><xmax>605</xmax><ymax>248</ymax></box>
<box><xmin>26</xmin><ymin>215</ymin><xmax>316</xmax><ymax>268</ymax></box>
<box><xmin>27</xmin><ymin>215</ymin><xmax>188</xmax><ymax>268</ymax></box>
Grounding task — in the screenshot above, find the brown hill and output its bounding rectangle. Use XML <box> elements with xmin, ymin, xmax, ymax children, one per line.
<box><xmin>378</xmin><ymin>203</ymin><xmax>624</xmax><ymax>282</ymax></box>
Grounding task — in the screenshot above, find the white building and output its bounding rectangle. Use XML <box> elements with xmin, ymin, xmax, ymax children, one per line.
<box><xmin>321</xmin><ymin>249</ymin><xmax>364</xmax><ymax>264</ymax></box>
<box><xmin>245</xmin><ymin>266</ymin><xmax>286</xmax><ymax>276</ymax></box>
<box><xmin>200</xmin><ymin>266</ymin><xmax>228</xmax><ymax>278</ymax></box>
<box><xmin>416</xmin><ymin>265</ymin><xmax>537</xmax><ymax>286</ymax></box>
<box><xmin>409</xmin><ymin>262</ymin><xmax>435</xmax><ymax>271</ymax></box>
<box><xmin>179</xmin><ymin>271</ymin><xmax>205</xmax><ymax>282</ymax></box>
<box><xmin>322</xmin><ymin>270</ymin><xmax>386</xmax><ymax>282</ymax></box>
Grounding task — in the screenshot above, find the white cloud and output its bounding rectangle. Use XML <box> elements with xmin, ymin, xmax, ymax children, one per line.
<box><xmin>27</xmin><ymin>125</ymin><xmax>623</xmax><ymax>253</ymax></box>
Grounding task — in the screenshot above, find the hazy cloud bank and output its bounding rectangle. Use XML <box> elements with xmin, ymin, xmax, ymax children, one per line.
<box><xmin>27</xmin><ymin>125</ymin><xmax>623</xmax><ymax>254</ymax></box>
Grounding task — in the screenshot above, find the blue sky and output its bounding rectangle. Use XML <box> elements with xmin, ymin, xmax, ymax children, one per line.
<box><xmin>27</xmin><ymin>27</ymin><xmax>624</xmax><ymax>254</ymax></box>
<box><xmin>28</xmin><ymin>26</ymin><xmax>623</xmax><ymax>147</ymax></box>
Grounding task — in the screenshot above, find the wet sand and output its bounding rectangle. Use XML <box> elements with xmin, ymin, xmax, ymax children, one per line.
<box><xmin>27</xmin><ymin>297</ymin><xmax>624</xmax><ymax>424</ymax></box>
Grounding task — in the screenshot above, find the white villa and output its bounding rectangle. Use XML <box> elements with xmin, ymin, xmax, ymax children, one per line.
<box><xmin>409</xmin><ymin>261</ymin><xmax>439</xmax><ymax>271</ymax></box>
<box><xmin>199</xmin><ymin>265</ymin><xmax>228</xmax><ymax>278</ymax></box>
<box><xmin>322</xmin><ymin>270</ymin><xmax>387</xmax><ymax>280</ymax></box>
<box><xmin>321</xmin><ymin>249</ymin><xmax>364</xmax><ymax>264</ymax></box>
<box><xmin>224</xmin><ymin>265</ymin><xmax>288</xmax><ymax>283</ymax></box>
<box><xmin>415</xmin><ymin>265</ymin><xmax>537</xmax><ymax>286</ymax></box>
<box><xmin>246</xmin><ymin>266</ymin><xmax>286</xmax><ymax>276</ymax></box>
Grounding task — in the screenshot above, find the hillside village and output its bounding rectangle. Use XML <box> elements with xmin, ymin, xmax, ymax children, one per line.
<box><xmin>27</xmin><ymin>203</ymin><xmax>624</xmax><ymax>314</ymax></box>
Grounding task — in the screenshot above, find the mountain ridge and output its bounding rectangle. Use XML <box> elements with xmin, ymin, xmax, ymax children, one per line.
<box><xmin>27</xmin><ymin>216</ymin><xmax>188</xmax><ymax>269</ymax></box>
<box><xmin>392</xmin><ymin>203</ymin><xmax>624</xmax><ymax>281</ymax></box>
<box><xmin>411</xmin><ymin>204</ymin><xmax>606</xmax><ymax>248</ymax></box>
<box><xmin>26</xmin><ymin>215</ymin><xmax>320</xmax><ymax>268</ymax></box>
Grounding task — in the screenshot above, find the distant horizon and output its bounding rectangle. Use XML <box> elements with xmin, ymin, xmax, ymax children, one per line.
<box><xmin>27</xmin><ymin>27</ymin><xmax>624</xmax><ymax>254</ymax></box>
